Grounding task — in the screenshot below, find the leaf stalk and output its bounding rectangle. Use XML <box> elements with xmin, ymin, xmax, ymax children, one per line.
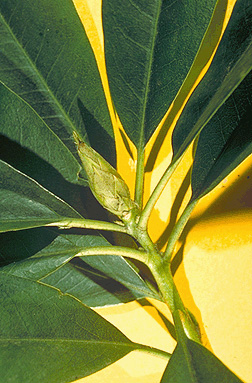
<box><xmin>138</xmin><ymin>157</ymin><xmax>181</xmax><ymax>230</ymax></box>
<box><xmin>134</xmin><ymin>146</ymin><xmax>145</xmax><ymax>209</ymax></box>
<box><xmin>46</xmin><ymin>218</ymin><xmax>128</xmax><ymax>233</ymax></box>
<box><xmin>163</xmin><ymin>199</ymin><xmax>198</xmax><ymax>262</ymax></box>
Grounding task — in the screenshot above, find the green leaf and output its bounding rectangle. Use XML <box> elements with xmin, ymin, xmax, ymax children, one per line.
<box><xmin>38</xmin><ymin>234</ymin><xmax>160</xmax><ymax>307</ymax></box>
<box><xmin>161</xmin><ymin>310</ymin><xmax>243</xmax><ymax>383</ymax></box>
<box><xmin>0</xmin><ymin>82</ymin><xmax>82</xmax><ymax>184</ymax></box>
<box><xmin>0</xmin><ymin>271</ymin><xmax>146</xmax><ymax>382</ymax></box>
<box><xmin>1</xmin><ymin>233</ymin><xmax>159</xmax><ymax>307</ymax></box>
<box><xmin>161</xmin><ymin>341</ymin><xmax>244</xmax><ymax>383</ymax></box>
<box><xmin>172</xmin><ymin>0</ymin><xmax>252</xmax><ymax>160</ymax></box>
<box><xmin>0</xmin><ymin>0</ymin><xmax>115</xmax><ymax>165</ymax></box>
<box><xmin>102</xmin><ymin>0</ymin><xmax>217</xmax><ymax>147</ymax></box>
<box><xmin>0</xmin><ymin>160</ymin><xmax>81</xmax><ymax>233</ymax></box>
<box><xmin>191</xmin><ymin>70</ymin><xmax>252</xmax><ymax>201</ymax></box>
<box><xmin>0</xmin><ymin>228</ymin><xmax>58</xmax><ymax>266</ymax></box>
<box><xmin>0</xmin><ymin>159</ymin><xmax>159</xmax><ymax>306</ymax></box>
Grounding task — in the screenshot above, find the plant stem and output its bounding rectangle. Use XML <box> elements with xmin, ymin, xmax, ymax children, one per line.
<box><xmin>131</xmin><ymin>221</ymin><xmax>201</xmax><ymax>343</ymax></box>
<box><xmin>46</xmin><ymin>218</ymin><xmax>128</xmax><ymax>233</ymax></box>
<box><xmin>163</xmin><ymin>199</ymin><xmax>198</xmax><ymax>262</ymax></box>
<box><xmin>147</xmin><ymin>256</ymin><xmax>182</xmax><ymax>313</ymax></box>
<box><xmin>75</xmin><ymin>245</ymin><xmax>150</xmax><ymax>264</ymax></box>
<box><xmin>136</xmin><ymin>344</ymin><xmax>171</xmax><ymax>360</ymax></box>
<box><xmin>148</xmin><ymin>257</ymin><xmax>201</xmax><ymax>343</ymax></box>
<box><xmin>134</xmin><ymin>146</ymin><xmax>145</xmax><ymax>209</ymax></box>
<box><xmin>138</xmin><ymin>157</ymin><xmax>180</xmax><ymax>230</ymax></box>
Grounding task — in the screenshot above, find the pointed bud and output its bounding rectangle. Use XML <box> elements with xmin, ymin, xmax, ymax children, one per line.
<box><xmin>73</xmin><ymin>132</ymin><xmax>139</xmax><ymax>222</ymax></box>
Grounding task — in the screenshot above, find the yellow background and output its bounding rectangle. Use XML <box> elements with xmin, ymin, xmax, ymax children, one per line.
<box><xmin>72</xmin><ymin>1</ymin><xmax>252</xmax><ymax>381</ymax></box>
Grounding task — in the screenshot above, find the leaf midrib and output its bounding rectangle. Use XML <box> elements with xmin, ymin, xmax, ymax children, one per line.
<box><xmin>174</xmin><ymin>40</ymin><xmax>252</xmax><ymax>161</ymax></box>
<box><xmin>0</xmin><ymin>82</ymin><xmax>82</xmax><ymax>174</ymax></box>
<box><xmin>138</xmin><ymin>0</ymin><xmax>162</xmax><ymax>148</ymax></box>
<box><xmin>1</xmin><ymin>12</ymin><xmax>79</xmax><ymax>139</ymax></box>
<box><xmin>0</xmin><ymin>338</ymin><xmax>134</xmax><ymax>347</ymax></box>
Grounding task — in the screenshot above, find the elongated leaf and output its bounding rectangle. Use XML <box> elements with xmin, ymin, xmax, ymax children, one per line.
<box><xmin>0</xmin><ymin>160</ymin><xmax>81</xmax><ymax>233</ymax></box>
<box><xmin>0</xmin><ymin>82</ymin><xmax>82</xmax><ymax>184</ymax></box>
<box><xmin>161</xmin><ymin>341</ymin><xmax>243</xmax><ymax>383</ymax></box>
<box><xmin>103</xmin><ymin>0</ymin><xmax>217</xmax><ymax>147</ymax></box>
<box><xmin>161</xmin><ymin>310</ymin><xmax>243</xmax><ymax>383</ymax></box>
<box><xmin>172</xmin><ymin>0</ymin><xmax>252</xmax><ymax>160</ymax></box>
<box><xmin>2</xmin><ymin>233</ymin><xmax>159</xmax><ymax>307</ymax></box>
<box><xmin>0</xmin><ymin>228</ymin><xmax>58</xmax><ymax>266</ymax></box>
<box><xmin>0</xmin><ymin>0</ymin><xmax>115</xmax><ymax>165</ymax></box>
<box><xmin>191</xmin><ymin>70</ymin><xmax>252</xmax><ymax>201</ymax></box>
<box><xmin>0</xmin><ymin>271</ymin><xmax>145</xmax><ymax>382</ymax></box>
<box><xmin>38</xmin><ymin>234</ymin><xmax>160</xmax><ymax>306</ymax></box>
<box><xmin>0</xmin><ymin>159</ymin><xmax>159</xmax><ymax>306</ymax></box>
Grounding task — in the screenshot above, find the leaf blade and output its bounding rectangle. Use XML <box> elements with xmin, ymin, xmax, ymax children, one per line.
<box><xmin>40</xmin><ymin>234</ymin><xmax>160</xmax><ymax>307</ymax></box>
<box><xmin>191</xmin><ymin>70</ymin><xmax>252</xmax><ymax>201</ymax></box>
<box><xmin>0</xmin><ymin>82</ymin><xmax>82</xmax><ymax>184</ymax></box>
<box><xmin>103</xmin><ymin>0</ymin><xmax>217</xmax><ymax>147</ymax></box>
<box><xmin>161</xmin><ymin>311</ymin><xmax>244</xmax><ymax>383</ymax></box>
<box><xmin>0</xmin><ymin>271</ymin><xmax>143</xmax><ymax>382</ymax></box>
<box><xmin>1</xmin><ymin>231</ymin><xmax>160</xmax><ymax>307</ymax></box>
<box><xmin>0</xmin><ymin>0</ymin><xmax>115</xmax><ymax>165</ymax></box>
<box><xmin>172</xmin><ymin>0</ymin><xmax>252</xmax><ymax>160</ymax></box>
<box><xmin>0</xmin><ymin>160</ymin><xmax>82</xmax><ymax>233</ymax></box>
<box><xmin>161</xmin><ymin>341</ymin><xmax>244</xmax><ymax>383</ymax></box>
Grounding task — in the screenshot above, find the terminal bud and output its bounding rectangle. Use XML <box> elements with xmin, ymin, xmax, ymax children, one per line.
<box><xmin>73</xmin><ymin>132</ymin><xmax>139</xmax><ymax>222</ymax></box>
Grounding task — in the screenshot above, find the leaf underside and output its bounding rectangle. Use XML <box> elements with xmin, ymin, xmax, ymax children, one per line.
<box><xmin>191</xmin><ymin>69</ymin><xmax>252</xmax><ymax>200</ymax></box>
<box><xmin>172</xmin><ymin>0</ymin><xmax>252</xmax><ymax>162</ymax></box>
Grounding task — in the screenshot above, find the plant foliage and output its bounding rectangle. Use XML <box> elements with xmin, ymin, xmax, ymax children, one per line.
<box><xmin>0</xmin><ymin>0</ymin><xmax>251</xmax><ymax>382</ymax></box>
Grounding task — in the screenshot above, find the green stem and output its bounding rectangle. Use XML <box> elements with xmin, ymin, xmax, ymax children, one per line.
<box><xmin>74</xmin><ymin>245</ymin><xmax>150</xmax><ymax>264</ymax></box>
<box><xmin>163</xmin><ymin>199</ymin><xmax>198</xmax><ymax>262</ymax></box>
<box><xmin>138</xmin><ymin>157</ymin><xmax>180</xmax><ymax>230</ymax></box>
<box><xmin>147</xmin><ymin>256</ymin><xmax>183</xmax><ymax>313</ymax></box>
<box><xmin>134</xmin><ymin>146</ymin><xmax>145</xmax><ymax>209</ymax></box>
<box><xmin>136</xmin><ymin>344</ymin><xmax>171</xmax><ymax>360</ymax></box>
<box><xmin>46</xmin><ymin>218</ymin><xmax>128</xmax><ymax>234</ymax></box>
<box><xmin>148</xmin><ymin>257</ymin><xmax>201</xmax><ymax>343</ymax></box>
<box><xmin>131</xmin><ymin>220</ymin><xmax>201</xmax><ymax>342</ymax></box>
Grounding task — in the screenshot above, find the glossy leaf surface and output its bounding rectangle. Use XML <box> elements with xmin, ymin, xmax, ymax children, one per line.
<box><xmin>2</xmin><ymin>233</ymin><xmax>159</xmax><ymax>307</ymax></box>
<box><xmin>0</xmin><ymin>0</ymin><xmax>115</xmax><ymax>165</ymax></box>
<box><xmin>40</xmin><ymin>234</ymin><xmax>159</xmax><ymax>306</ymax></box>
<box><xmin>0</xmin><ymin>160</ymin><xmax>81</xmax><ymax>233</ymax></box>
<box><xmin>0</xmin><ymin>83</ymin><xmax>82</xmax><ymax>184</ymax></box>
<box><xmin>103</xmin><ymin>0</ymin><xmax>217</xmax><ymax>147</ymax></box>
<box><xmin>0</xmin><ymin>271</ymin><xmax>145</xmax><ymax>382</ymax></box>
<box><xmin>172</xmin><ymin>0</ymin><xmax>252</xmax><ymax>160</ymax></box>
<box><xmin>161</xmin><ymin>310</ymin><xmax>243</xmax><ymax>382</ymax></box>
<box><xmin>161</xmin><ymin>341</ymin><xmax>243</xmax><ymax>383</ymax></box>
<box><xmin>191</xmin><ymin>70</ymin><xmax>252</xmax><ymax>201</ymax></box>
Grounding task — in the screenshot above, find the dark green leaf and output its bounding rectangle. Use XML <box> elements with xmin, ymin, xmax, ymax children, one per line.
<box><xmin>0</xmin><ymin>271</ymin><xmax>144</xmax><ymax>382</ymax></box>
<box><xmin>161</xmin><ymin>310</ymin><xmax>243</xmax><ymax>383</ymax></box>
<box><xmin>0</xmin><ymin>228</ymin><xmax>58</xmax><ymax>266</ymax></box>
<box><xmin>161</xmin><ymin>341</ymin><xmax>244</xmax><ymax>383</ymax></box>
<box><xmin>1</xmin><ymin>233</ymin><xmax>160</xmax><ymax>307</ymax></box>
<box><xmin>0</xmin><ymin>0</ymin><xmax>115</xmax><ymax>165</ymax></box>
<box><xmin>191</xmin><ymin>70</ymin><xmax>252</xmax><ymax>201</ymax></box>
<box><xmin>172</xmin><ymin>0</ymin><xmax>252</xmax><ymax>160</ymax></box>
<box><xmin>103</xmin><ymin>0</ymin><xmax>217</xmax><ymax>147</ymax></box>
<box><xmin>0</xmin><ymin>160</ymin><xmax>81</xmax><ymax>233</ymax></box>
<box><xmin>0</xmin><ymin>83</ymin><xmax>82</xmax><ymax>184</ymax></box>
<box><xmin>39</xmin><ymin>234</ymin><xmax>160</xmax><ymax>307</ymax></box>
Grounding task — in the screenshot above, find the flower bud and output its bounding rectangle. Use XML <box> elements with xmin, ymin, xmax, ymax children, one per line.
<box><xmin>73</xmin><ymin>132</ymin><xmax>139</xmax><ymax>221</ymax></box>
